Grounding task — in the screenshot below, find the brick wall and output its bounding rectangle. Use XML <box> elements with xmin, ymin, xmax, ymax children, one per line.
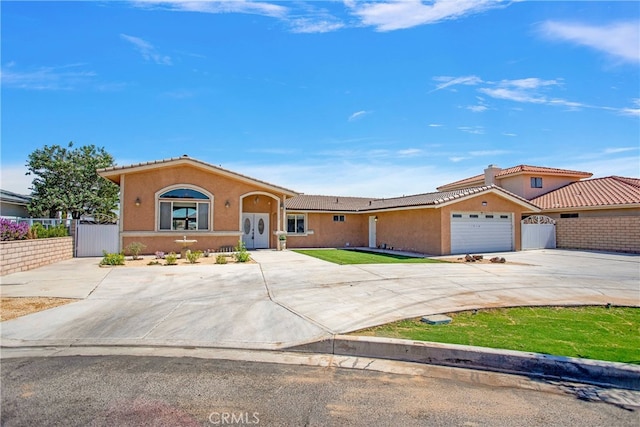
<box><xmin>556</xmin><ymin>216</ymin><xmax>640</xmax><ymax>253</ymax></box>
<box><xmin>0</xmin><ymin>237</ymin><xmax>74</xmax><ymax>276</ymax></box>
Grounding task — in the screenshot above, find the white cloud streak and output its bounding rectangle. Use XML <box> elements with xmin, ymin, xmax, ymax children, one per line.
<box><xmin>121</xmin><ymin>34</ymin><xmax>172</xmax><ymax>65</ymax></box>
<box><xmin>1</xmin><ymin>63</ymin><xmax>96</xmax><ymax>90</ymax></box>
<box><xmin>539</xmin><ymin>20</ymin><xmax>640</xmax><ymax>64</ymax></box>
<box><xmin>348</xmin><ymin>110</ymin><xmax>371</xmax><ymax>121</ymax></box>
<box><xmin>347</xmin><ymin>0</ymin><xmax>507</xmax><ymax>32</ymax></box>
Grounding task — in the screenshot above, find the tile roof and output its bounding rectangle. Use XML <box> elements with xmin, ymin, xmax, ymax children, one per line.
<box><xmin>531</xmin><ymin>176</ymin><xmax>640</xmax><ymax>210</ymax></box>
<box><xmin>0</xmin><ymin>189</ymin><xmax>32</xmax><ymax>204</ymax></box>
<box><xmin>98</xmin><ymin>155</ymin><xmax>298</xmax><ymax>196</ymax></box>
<box><xmin>495</xmin><ymin>165</ymin><xmax>592</xmax><ymax>178</ymax></box>
<box><xmin>437</xmin><ymin>164</ymin><xmax>593</xmax><ymax>191</ymax></box>
<box><xmin>286</xmin><ymin>186</ymin><xmax>537</xmax><ymax>212</ymax></box>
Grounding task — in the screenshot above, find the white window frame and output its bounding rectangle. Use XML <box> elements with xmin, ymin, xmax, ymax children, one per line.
<box><xmin>156</xmin><ymin>184</ymin><xmax>213</xmax><ymax>232</ymax></box>
<box><xmin>333</xmin><ymin>215</ymin><xmax>345</xmax><ymax>222</ymax></box>
<box><xmin>531</xmin><ymin>177</ymin><xmax>543</xmax><ymax>188</ymax></box>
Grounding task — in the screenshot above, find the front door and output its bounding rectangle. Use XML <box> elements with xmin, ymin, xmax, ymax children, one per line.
<box><xmin>242</xmin><ymin>213</ymin><xmax>270</xmax><ymax>249</ymax></box>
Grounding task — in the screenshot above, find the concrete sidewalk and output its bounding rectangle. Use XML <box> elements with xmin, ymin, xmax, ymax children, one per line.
<box><xmin>1</xmin><ymin>249</ymin><xmax>639</xmax><ymax>351</ymax></box>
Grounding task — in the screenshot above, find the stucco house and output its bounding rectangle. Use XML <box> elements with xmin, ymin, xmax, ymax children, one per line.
<box><xmin>438</xmin><ymin>165</ymin><xmax>640</xmax><ymax>253</ymax></box>
<box><xmin>98</xmin><ymin>156</ymin><xmax>298</xmax><ymax>254</ymax></box>
<box><xmin>99</xmin><ymin>156</ymin><xmax>541</xmax><ymax>256</ymax></box>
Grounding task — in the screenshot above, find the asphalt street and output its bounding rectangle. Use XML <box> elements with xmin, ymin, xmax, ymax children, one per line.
<box><xmin>2</xmin><ymin>355</ymin><xmax>638</xmax><ymax>427</ymax></box>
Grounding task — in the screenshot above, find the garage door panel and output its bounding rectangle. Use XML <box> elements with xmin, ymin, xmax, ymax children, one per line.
<box><xmin>450</xmin><ymin>213</ymin><xmax>513</xmax><ymax>254</ymax></box>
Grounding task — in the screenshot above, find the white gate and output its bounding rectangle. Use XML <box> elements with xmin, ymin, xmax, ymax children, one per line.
<box><xmin>521</xmin><ymin>215</ymin><xmax>556</xmax><ymax>250</ymax></box>
<box><xmin>75</xmin><ymin>222</ymin><xmax>119</xmax><ymax>257</ymax></box>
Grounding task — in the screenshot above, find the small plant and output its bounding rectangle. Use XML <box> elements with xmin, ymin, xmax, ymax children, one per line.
<box><xmin>215</xmin><ymin>254</ymin><xmax>227</xmax><ymax>264</ymax></box>
<box><xmin>155</xmin><ymin>251</ymin><xmax>165</xmax><ymax>259</ymax></box>
<box><xmin>0</xmin><ymin>219</ymin><xmax>29</xmax><ymax>241</ymax></box>
<box><xmin>164</xmin><ymin>252</ymin><xmax>178</xmax><ymax>265</ymax></box>
<box><xmin>30</xmin><ymin>223</ymin><xmax>68</xmax><ymax>239</ymax></box>
<box><xmin>233</xmin><ymin>240</ymin><xmax>251</xmax><ymax>263</ymax></box>
<box><xmin>147</xmin><ymin>260</ymin><xmax>161</xmax><ymax>266</ymax></box>
<box><xmin>126</xmin><ymin>241</ymin><xmax>146</xmax><ymax>260</ymax></box>
<box><xmin>100</xmin><ymin>251</ymin><xmax>125</xmax><ymax>266</ymax></box>
<box><xmin>278</xmin><ymin>233</ymin><xmax>287</xmax><ymax>241</ymax></box>
<box><xmin>186</xmin><ymin>250</ymin><xmax>203</xmax><ymax>264</ymax></box>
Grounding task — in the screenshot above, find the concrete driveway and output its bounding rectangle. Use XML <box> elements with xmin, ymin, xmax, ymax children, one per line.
<box><xmin>1</xmin><ymin>249</ymin><xmax>638</xmax><ymax>350</ymax></box>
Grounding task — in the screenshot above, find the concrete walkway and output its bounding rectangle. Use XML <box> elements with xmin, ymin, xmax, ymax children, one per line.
<box><xmin>1</xmin><ymin>249</ymin><xmax>639</xmax><ymax>350</ymax></box>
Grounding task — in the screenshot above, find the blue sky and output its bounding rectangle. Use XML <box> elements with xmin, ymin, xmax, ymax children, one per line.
<box><xmin>2</xmin><ymin>0</ymin><xmax>639</xmax><ymax>197</ymax></box>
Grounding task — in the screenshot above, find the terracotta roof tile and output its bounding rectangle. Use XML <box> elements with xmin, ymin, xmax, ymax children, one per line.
<box><xmin>437</xmin><ymin>164</ymin><xmax>593</xmax><ymax>191</ymax></box>
<box><xmin>286</xmin><ymin>186</ymin><xmax>537</xmax><ymax>212</ymax></box>
<box><xmin>496</xmin><ymin>164</ymin><xmax>592</xmax><ymax>178</ymax></box>
<box><xmin>98</xmin><ymin>155</ymin><xmax>298</xmax><ymax>195</ymax></box>
<box><xmin>531</xmin><ymin>176</ymin><xmax>640</xmax><ymax>210</ymax></box>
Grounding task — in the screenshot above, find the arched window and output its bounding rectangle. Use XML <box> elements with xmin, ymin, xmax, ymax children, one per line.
<box><xmin>158</xmin><ymin>187</ymin><xmax>211</xmax><ymax>231</ymax></box>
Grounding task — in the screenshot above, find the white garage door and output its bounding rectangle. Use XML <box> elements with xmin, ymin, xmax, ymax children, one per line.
<box><xmin>450</xmin><ymin>212</ymin><xmax>513</xmax><ymax>254</ymax></box>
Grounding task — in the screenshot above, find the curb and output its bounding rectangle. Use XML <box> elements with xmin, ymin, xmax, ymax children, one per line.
<box><xmin>287</xmin><ymin>335</ymin><xmax>640</xmax><ymax>391</ymax></box>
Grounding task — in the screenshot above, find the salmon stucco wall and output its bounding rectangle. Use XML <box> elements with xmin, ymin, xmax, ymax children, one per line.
<box><xmin>373</xmin><ymin>209</ymin><xmax>443</xmax><ymax>254</ymax></box>
<box><xmin>499</xmin><ymin>174</ymin><xmax>580</xmax><ymax>201</ymax></box>
<box><xmin>285</xmin><ymin>213</ymin><xmax>368</xmax><ymax>248</ymax></box>
<box><xmin>119</xmin><ymin>164</ymin><xmax>288</xmax><ymax>252</ymax></box>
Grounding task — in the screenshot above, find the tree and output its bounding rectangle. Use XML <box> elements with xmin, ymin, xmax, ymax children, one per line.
<box><xmin>26</xmin><ymin>142</ymin><xmax>119</xmax><ymax>220</ymax></box>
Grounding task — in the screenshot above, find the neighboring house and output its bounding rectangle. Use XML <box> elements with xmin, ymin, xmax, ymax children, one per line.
<box><xmin>0</xmin><ymin>189</ymin><xmax>32</xmax><ymax>218</ymax></box>
<box><xmin>438</xmin><ymin>165</ymin><xmax>640</xmax><ymax>253</ymax></box>
<box><xmin>99</xmin><ymin>156</ymin><xmax>540</xmax><ymax>256</ymax></box>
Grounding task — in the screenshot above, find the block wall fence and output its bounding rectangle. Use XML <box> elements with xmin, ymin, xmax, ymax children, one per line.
<box><xmin>556</xmin><ymin>216</ymin><xmax>640</xmax><ymax>254</ymax></box>
<box><xmin>0</xmin><ymin>237</ymin><xmax>74</xmax><ymax>276</ymax></box>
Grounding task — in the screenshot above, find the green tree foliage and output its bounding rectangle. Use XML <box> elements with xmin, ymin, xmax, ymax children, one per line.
<box><xmin>26</xmin><ymin>142</ymin><xmax>119</xmax><ymax>220</ymax></box>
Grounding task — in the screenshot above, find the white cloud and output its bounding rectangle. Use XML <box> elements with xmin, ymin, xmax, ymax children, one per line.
<box><xmin>602</xmin><ymin>147</ymin><xmax>638</xmax><ymax>155</ymax></box>
<box><xmin>348</xmin><ymin>110</ymin><xmax>371</xmax><ymax>121</ymax></box>
<box><xmin>431</xmin><ymin>75</ymin><xmax>483</xmax><ymax>92</ymax></box>
<box><xmin>347</xmin><ymin>0</ymin><xmax>507</xmax><ymax>32</ymax></box>
<box><xmin>449</xmin><ymin>156</ymin><xmax>468</xmax><ymax>163</ymax></box>
<box><xmin>132</xmin><ymin>0</ymin><xmax>288</xmax><ymax>18</ymax></box>
<box><xmin>539</xmin><ymin>20</ymin><xmax>640</xmax><ymax>64</ymax></box>
<box><xmin>466</xmin><ymin>105</ymin><xmax>488</xmax><ymax>113</ymax></box>
<box><xmin>1</xmin><ymin>63</ymin><xmax>96</xmax><ymax>90</ymax></box>
<box><xmin>428</xmin><ymin>123</ymin><xmax>443</xmax><ymax>127</ymax></box>
<box><xmin>397</xmin><ymin>148</ymin><xmax>422</xmax><ymax>157</ymax></box>
<box><xmin>120</xmin><ymin>34</ymin><xmax>172</xmax><ymax>65</ymax></box>
<box><xmin>289</xmin><ymin>18</ymin><xmax>345</xmax><ymax>33</ymax></box>
<box><xmin>458</xmin><ymin>126</ymin><xmax>484</xmax><ymax>135</ymax></box>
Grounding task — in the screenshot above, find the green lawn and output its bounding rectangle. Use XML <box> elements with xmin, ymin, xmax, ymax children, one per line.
<box><xmin>293</xmin><ymin>249</ymin><xmax>445</xmax><ymax>265</ymax></box>
<box><xmin>353</xmin><ymin>306</ymin><xmax>640</xmax><ymax>364</ymax></box>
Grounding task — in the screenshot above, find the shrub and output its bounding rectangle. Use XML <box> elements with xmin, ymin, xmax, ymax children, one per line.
<box><xmin>126</xmin><ymin>241</ymin><xmax>146</xmax><ymax>260</ymax></box>
<box><xmin>0</xmin><ymin>219</ymin><xmax>29</xmax><ymax>241</ymax></box>
<box><xmin>165</xmin><ymin>252</ymin><xmax>178</xmax><ymax>265</ymax></box>
<box><xmin>186</xmin><ymin>250</ymin><xmax>202</xmax><ymax>264</ymax></box>
<box><xmin>30</xmin><ymin>223</ymin><xmax>68</xmax><ymax>239</ymax></box>
<box><xmin>215</xmin><ymin>254</ymin><xmax>227</xmax><ymax>264</ymax></box>
<box><xmin>155</xmin><ymin>251</ymin><xmax>165</xmax><ymax>259</ymax></box>
<box><xmin>100</xmin><ymin>251</ymin><xmax>125</xmax><ymax>266</ymax></box>
<box><xmin>233</xmin><ymin>240</ymin><xmax>251</xmax><ymax>263</ymax></box>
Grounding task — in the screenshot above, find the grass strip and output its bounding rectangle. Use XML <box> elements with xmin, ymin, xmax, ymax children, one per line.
<box><xmin>353</xmin><ymin>306</ymin><xmax>640</xmax><ymax>364</ymax></box>
<box><xmin>293</xmin><ymin>249</ymin><xmax>445</xmax><ymax>265</ymax></box>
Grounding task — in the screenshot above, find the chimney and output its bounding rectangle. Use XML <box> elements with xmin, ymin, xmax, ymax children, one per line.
<box><xmin>484</xmin><ymin>164</ymin><xmax>501</xmax><ymax>186</ymax></box>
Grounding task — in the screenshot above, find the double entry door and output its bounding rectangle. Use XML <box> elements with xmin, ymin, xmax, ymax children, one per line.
<box><xmin>242</xmin><ymin>213</ymin><xmax>269</xmax><ymax>249</ymax></box>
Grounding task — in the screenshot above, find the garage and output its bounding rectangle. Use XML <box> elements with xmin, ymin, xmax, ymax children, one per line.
<box><xmin>450</xmin><ymin>212</ymin><xmax>513</xmax><ymax>254</ymax></box>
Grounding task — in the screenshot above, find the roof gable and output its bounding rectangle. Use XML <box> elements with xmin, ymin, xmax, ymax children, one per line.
<box><xmin>98</xmin><ymin>156</ymin><xmax>298</xmax><ymax>196</ymax></box>
<box><xmin>531</xmin><ymin>176</ymin><xmax>640</xmax><ymax>210</ymax></box>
